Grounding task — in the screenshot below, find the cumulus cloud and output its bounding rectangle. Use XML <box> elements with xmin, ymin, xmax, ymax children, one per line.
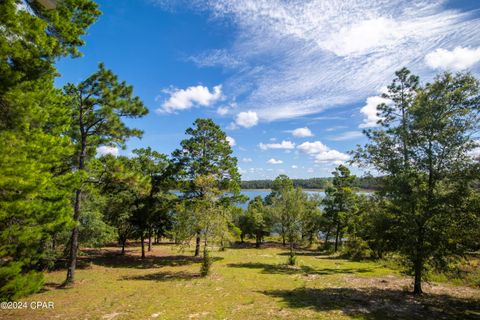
<box><xmin>267</xmin><ymin>158</ymin><xmax>283</xmax><ymax>164</ymax></box>
<box><xmin>291</xmin><ymin>165</ymin><xmax>298</xmax><ymax>169</ymax></box>
<box><xmin>97</xmin><ymin>146</ymin><xmax>119</xmax><ymax>156</ymax></box>
<box><xmin>226</xmin><ymin>136</ymin><xmax>236</xmax><ymax>146</ymax></box>
<box><xmin>297</xmin><ymin>141</ymin><xmax>329</xmax><ymax>155</ymax></box>
<box><xmin>297</xmin><ymin>140</ymin><xmax>349</xmax><ymax>164</ymax></box>
<box><xmin>157</xmin><ymin>85</ymin><xmax>222</xmax><ymax>113</ymax></box>
<box><xmin>242</xmin><ymin>157</ymin><xmax>253</xmax><ymax>162</ymax></box>
<box><xmin>259</xmin><ymin>140</ymin><xmax>295</xmax><ymax>150</ymax></box>
<box><xmin>425</xmin><ymin>47</ymin><xmax>480</xmax><ymax>71</ymax></box>
<box><xmin>359</xmin><ymin>96</ymin><xmax>390</xmax><ymax>128</ymax></box>
<box><xmin>314</xmin><ymin>150</ymin><xmax>349</xmax><ymax>163</ymax></box>
<box><xmin>291</xmin><ymin>127</ymin><xmax>314</xmax><ymax>138</ymax></box>
<box><xmin>235</xmin><ymin>110</ymin><xmax>258</xmax><ymax>128</ymax></box>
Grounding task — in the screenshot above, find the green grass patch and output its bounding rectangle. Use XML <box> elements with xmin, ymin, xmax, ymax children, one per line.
<box><xmin>2</xmin><ymin>243</ymin><xmax>479</xmax><ymax>320</ymax></box>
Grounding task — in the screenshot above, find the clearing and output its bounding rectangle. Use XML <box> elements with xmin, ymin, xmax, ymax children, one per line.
<box><xmin>3</xmin><ymin>243</ymin><xmax>480</xmax><ymax>320</ymax></box>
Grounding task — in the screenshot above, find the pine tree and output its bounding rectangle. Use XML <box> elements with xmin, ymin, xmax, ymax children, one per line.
<box><xmin>172</xmin><ymin>118</ymin><xmax>240</xmax><ymax>256</ymax></box>
<box><xmin>355</xmin><ymin>69</ymin><xmax>480</xmax><ymax>294</ymax></box>
<box><xmin>64</xmin><ymin>64</ymin><xmax>148</xmax><ymax>284</ymax></box>
<box><xmin>0</xmin><ymin>0</ymin><xmax>99</xmax><ymax>300</ymax></box>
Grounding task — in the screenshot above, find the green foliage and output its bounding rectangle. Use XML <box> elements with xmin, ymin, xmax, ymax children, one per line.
<box><xmin>0</xmin><ymin>0</ymin><xmax>99</xmax><ymax>300</ymax></box>
<box><xmin>64</xmin><ymin>63</ymin><xmax>149</xmax><ymax>283</ymax></box>
<box><xmin>287</xmin><ymin>252</ymin><xmax>297</xmax><ymax>266</ymax></box>
<box><xmin>321</xmin><ymin>165</ymin><xmax>357</xmax><ymax>252</ymax></box>
<box><xmin>341</xmin><ymin>237</ymin><xmax>373</xmax><ymax>261</ymax></box>
<box><xmin>200</xmin><ymin>249</ymin><xmax>212</xmax><ymax>277</ymax></box>
<box><xmin>354</xmin><ymin>68</ymin><xmax>480</xmax><ymax>294</ymax></box>
<box><xmin>172</xmin><ymin>118</ymin><xmax>241</xmax><ymax>258</ymax></box>
<box><xmin>240</xmin><ymin>176</ymin><xmax>382</xmax><ymax>190</ymax></box>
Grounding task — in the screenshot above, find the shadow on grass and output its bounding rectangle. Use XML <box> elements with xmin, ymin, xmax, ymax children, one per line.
<box><xmin>121</xmin><ymin>271</ymin><xmax>200</xmax><ymax>282</ymax></box>
<box><xmin>230</xmin><ymin>241</ymin><xmax>291</xmax><ymax>250</ymax></box>
<box><xmin>39</xmin><ymin>282</ymin><xmax>71</xmax><ymax>293</ymax></box>
<box><xmin>75</xmin><ymin>250</ymin><xmax>222</xmax><ymax>269</ymax></box>
<box><xmin>262</xmin><ymin>287</ymin><xmax>480</xmax><ymax>320</ymax></box>
<box><xmin>227</xmin><ymin>262</ymin><xmax>372</xmax><ymax>275</ymax></box>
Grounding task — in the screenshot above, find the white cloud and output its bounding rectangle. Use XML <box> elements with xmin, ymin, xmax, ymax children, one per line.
<box><xmin>259</xmin><ymin>140</ymin><xmax>295</xmax><ymax>150</ymax></box>
<box><xmin>297</xmin><ymin>140</ymin><xmax>349</xmax><ymax>164</ymax></box>
<box><xmin>329</xmin><ymin>131</ymin><xmax>364</xmax><ymax>141</ymax></box>
<box><xmin>314</xmin><ymin>150</ymin><xmax>349</xmax><ymax>163</ymax></box>
<box><xmin>267</xmin><ymin>158</ymin><xmax>283</xmax><ymax>164</ymax></box>
<box><xmin>425</xmin><ymin>47</ymin><xmax>480</xmax><ymax>71</ymax></box>
<box><xmin>291</xmin><ymin>165</ymin><xmax>298</xmax><ymax>169</ymax></box>
<box><xmin>359</xmin><ymin>96</ymin><xmax>390</xmax><ymax>128</ymax></box>
<box><xmin>242</xmin><ymin>157</ymin><xmax>253</xmax><ymax>162</ymax></box>
<box><xmin>97</xmin><ymin>146</ymin><xmax>119</xmax><ymax>157</ymax></box>
<box><xmin>235</xmin><ymin>110</ymin><xmax>258</xmax><ymax>128</ymax></box>
<box><xmin>291</xmin><ymin>127</ymin><xmax>313</xmax><ymax>138</ymax></box>
<box><xmin>153</xmin><ymin>0</ymin><xmax>480</xmax><ymax>122</ymax></box>
<box><xmin>226</xmin><ymin>136</ymin><xmax>236</xmax><ymax>146</ymax></box>
<box><xmin>157</xmin><ymin>85</ymin><xmax>222</xmax><ymax>113</ymax></box>
<box><xmin>297</xmin><ymin>141</ymin><xmax>329</xmax><ymax>155</ymax></box>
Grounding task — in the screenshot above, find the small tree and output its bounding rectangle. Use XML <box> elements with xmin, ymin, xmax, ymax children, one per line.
<box><xmin>245</xmin><ymin>196</ymin><xmax>272</xmax><ymax>248</ymax></box>
<box><xmin>272</xmin><ymin>187</ymin><xmax>306</xmax><ymax>265</ymax></box>
<box><xmin>174</xmin><ymin>175</ymin><xmax>232</xmax><ymax>276</ymax></box>
<box><xmin>266</xmin><ymin>175</ymin><xmax>294</xmax><ymax>245</ymax></box>
<box><xmin>172</xmin><ymin>119</ymin><xmax>240</xmax><ymax>256</ymax></box>
<box><xmin>322</xmin><ymin>165</ymin><xmax>357</xmax><ymax>252</ymax></box>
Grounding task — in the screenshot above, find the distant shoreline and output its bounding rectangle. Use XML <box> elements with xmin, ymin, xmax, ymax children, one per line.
<box><xmin>241</xmin><ymin>188</ymin><xmax>374</xmax><ymax>193</ymax></box>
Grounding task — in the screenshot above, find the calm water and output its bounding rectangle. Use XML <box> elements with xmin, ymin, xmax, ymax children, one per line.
<box><xmin>239</xmin><ymin>189</ymin><xmax>325</xmax><ymax>209</ymax></box>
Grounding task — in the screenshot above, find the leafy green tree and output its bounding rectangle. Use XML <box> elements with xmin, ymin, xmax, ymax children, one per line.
<box><xmin>172</xmin><ymin>118</ymin><xmax>241</xmax><ymax>256</ymax></box>
<box><xmin>271</xmin><ymin>187</ymin><xmax>306</xmax><ymax>265</ymax></box>
<box><xmin>355</xmin><ymin>194</ymin><xmax>396</xmax><ymax>259</ymax></box>
<box><xmin>245</xmin><ymin>196</ymin><xmax>272</xmax><ymax>248</ymax></box>
<box><xmin>266</xmin><ymin>175</ymin><xmax>294</xmax><ymax>245</ymax></box>
<box><xmin>129</xmin><ymin>148</ymin><xmax>175</xmax><ymax>258</ymax></box>
<box><xmin>64</xmin><ymin>64</ymin><xmax>148</xmax><ymax>284</ymax></box>
<box><xmin>355</xmin><ymin>69</ymin><xmax>480</xmax><ymax>294</ymax></box>
<box><xmin>321</xmin><ymin>165</ymin><xmax>357</xmax><ymax>252</ymax></box>
<box><xmin>91</xmin><ymin>155</ymin><xmax>149</xmax><ymax>255</ymax></box>
<box><xmin>300</xmin><ymin>194</ymin><xmax>322</xmax><ymax>247</ymax></box>
<box><xmin>174</xmin><ymin>175</ymin><xmax>232</xmax><ymax>275</ymax></box>
<box><xmin>0</xmin><ymin>0</ymin><xmax>99</xmax><ymax>300</ymax></box>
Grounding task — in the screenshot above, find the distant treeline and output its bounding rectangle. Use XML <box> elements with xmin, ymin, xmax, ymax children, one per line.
<box><xmin>241</xmin><ymin>176</ymin><xmax>382</xmax><ymax>190</ymax></box>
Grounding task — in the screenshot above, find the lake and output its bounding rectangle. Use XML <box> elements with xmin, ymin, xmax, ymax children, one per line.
<box><xmin>238</xmin><ymin>189</ymin><xmax>326</xmax><ymax>209</ymax></box>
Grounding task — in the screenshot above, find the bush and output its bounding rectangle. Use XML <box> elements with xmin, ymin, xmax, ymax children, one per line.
<box><xmin>287</xmin><ymin>252</ymin><xmax>297</xmax><ymax>266</ymax></box>
<box><xmin>341</xmin><ymin>237</ymin><xmax>372</xmax><ymax>260</ymax></box>
<box><xmin>200</xmin><ymin>249</ymin><xmax>212</xmax><ymax>277</ymax></box>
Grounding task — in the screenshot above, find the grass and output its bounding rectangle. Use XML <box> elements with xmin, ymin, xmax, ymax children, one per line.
<box><xmin>2</xmin><ymin>242</ymin><xmax>480</xmax><ymax>320</ymax></box>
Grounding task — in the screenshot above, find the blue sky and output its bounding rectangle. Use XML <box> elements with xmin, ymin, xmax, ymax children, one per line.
<box><xmin>56</xmin><ymin>0</ymin><xmax>480</xmax><ymax>180</ymax></box>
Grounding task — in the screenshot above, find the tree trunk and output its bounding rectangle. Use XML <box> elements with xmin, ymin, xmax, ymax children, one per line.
<box><xmin>413</xmin><ymin>228</ymin><xmax>424</xmax><ymax>295</ymax></box>
<box><xmin>65</xmin><ymin>130</ymin><xmax>87</xmax><ymax>285</ymax></box>
<box><xmin>121</xmin><ymin>238</ymin><xmax>126</xmax><ymax>255</ymax></box>
<box><xmin>65</xmin><ymin>189</ymin><xmax>81</xmax><ymax>285</ymax></box>
<box><xmin>324</xmin><ymin>228</ymin><xmax>331</xmax><ymax>250</ymax></box>
<box><xmin>256</xmin><ymin>232</ymin><xmax>261</xmax><ymax>248</ymax></box>
<box><xmin>148</xmin><ymin>230</ymin><xmax>152</xmax><ymax>252</ymax></box>
<box><xmin>194</xmin><ymin>232</ymin><xmax>201</xmax><ymax>257</ymax></box>
<box><xmin>140</xmin><ymin>233</ymin><xmax>145</xmax><ymax>259</ymax></box>
<box><xmin>240</xmin><ymin>233</ymin><xmax>244</xmax><ymax>243</ymax></box>
<box><xmin>334</xmin><ymin>222</ymin><xmax>340</xmax><ymax>253</ymax></box>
